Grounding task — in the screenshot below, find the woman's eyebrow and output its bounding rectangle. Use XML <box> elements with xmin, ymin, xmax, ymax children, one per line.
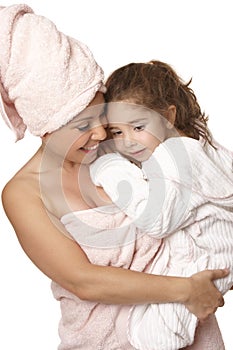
<box><xmin>70</xmin><ymin>111</ymin><xmax>105</xmax><ymax>124</ymax></box>
<box><xmin>69</xmin><ymin>116</ymin><xmax>93</xmax><ymax>124</ymax></box>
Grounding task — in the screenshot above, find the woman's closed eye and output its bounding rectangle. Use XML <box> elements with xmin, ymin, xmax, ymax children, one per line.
<box><xmin>76</xmin><ymin>122</ymin><xmax>90</xmax><ymax>131</ymax></box>
<box><xmin>74</xmin><ymin>112</ymin><xmax>106</xmax><ymax>132</ymax></box>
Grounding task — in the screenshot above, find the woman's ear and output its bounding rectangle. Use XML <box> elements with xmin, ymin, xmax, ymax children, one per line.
<box><xmin>165</xmin><ymin>105</ymin><xmax>176</xmax><ymax>129</ymax></box>
<box><xmin>41</xmin><ymin>132</ymin><xmax>51</xmax><ymax>143</ymax></box>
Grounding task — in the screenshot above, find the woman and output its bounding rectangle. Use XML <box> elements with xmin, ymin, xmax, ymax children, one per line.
<box><xmin>0</xmin><ymin>4</ymin><xmax>227</xmax><ymax>349</ymax></box>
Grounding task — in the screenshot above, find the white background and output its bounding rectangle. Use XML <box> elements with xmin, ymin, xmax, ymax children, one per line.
<box><xmin>0</xmin><ymin>0</ymin><xmax>232</xmax><ymax>349</ymax></box>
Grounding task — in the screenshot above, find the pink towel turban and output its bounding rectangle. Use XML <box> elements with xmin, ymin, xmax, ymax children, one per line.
<box><xmin>0</xmin><ymin>4</ymin><xmax>105</xmax><ymax>141</ymax></box>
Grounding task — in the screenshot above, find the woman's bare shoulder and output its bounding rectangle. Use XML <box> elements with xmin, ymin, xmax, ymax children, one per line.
<box><xmin>2</xmin><ymin>163</ymin><xmax>40</xmax><ymax>209</ymax></box>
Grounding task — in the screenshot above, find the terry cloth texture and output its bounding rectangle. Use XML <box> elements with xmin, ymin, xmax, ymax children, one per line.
<box><xmin>0</xmin><ymin>4</ymin><xmax>105</xmax><ymax>140</ymax></box>
<box><xmin>53</xmin><ymin>203</ymin><xmax>225</xmax><ymax>349</ymax></box>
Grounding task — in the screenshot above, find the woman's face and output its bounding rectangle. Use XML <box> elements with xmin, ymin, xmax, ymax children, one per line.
<box><xmin>42</xmin><ymin>92</ymin><xmax>107</xmax><ymax>165</ymax></box>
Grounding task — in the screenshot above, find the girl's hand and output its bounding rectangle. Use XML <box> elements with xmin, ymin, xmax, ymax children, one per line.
<box><xmin>184</xmin><ymin>269</ymin><xmax>229</xmax><ymax>321</ymax></box>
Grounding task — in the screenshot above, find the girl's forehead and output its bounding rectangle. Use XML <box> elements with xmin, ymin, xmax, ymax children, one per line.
<box><xmin>107</xmin><ymin>102</ymin><xmax>159</xmax><ymax>124</ymax></box>
<box><xmin>108</xmin><ymin>102</ymin><xmax>145</xmax><ymax>117</ymax></box>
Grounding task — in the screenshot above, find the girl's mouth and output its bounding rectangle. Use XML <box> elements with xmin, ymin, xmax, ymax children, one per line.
<box><xmin>129</xmin><ymin>148</ymin><xmax>146</xmax><ymax>156</ymax></box>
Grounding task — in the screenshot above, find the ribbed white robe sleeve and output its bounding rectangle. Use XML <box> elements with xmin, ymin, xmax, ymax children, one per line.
<box><xmin>90</xmin><ymin>151</ymin><xmax>192</xmax><ymax>237</ymax></box>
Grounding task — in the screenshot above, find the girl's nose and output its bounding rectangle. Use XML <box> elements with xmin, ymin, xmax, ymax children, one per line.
<box><xmin>123</xmin><ymin>135</ymin><xmax>137</xmax><ymax>147</ymax></box>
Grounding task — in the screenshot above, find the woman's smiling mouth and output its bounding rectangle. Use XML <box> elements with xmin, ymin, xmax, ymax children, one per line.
<box><xmin>81</xmin><ymin>144</ymin><xmax>99</xmax><ymax>153</ymax></box>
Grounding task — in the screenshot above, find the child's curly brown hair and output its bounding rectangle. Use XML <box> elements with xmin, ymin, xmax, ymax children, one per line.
<box><xmin>105</xmin><ymin>60</ymin><xmax>212</xmax><ymax>144</ymax></box>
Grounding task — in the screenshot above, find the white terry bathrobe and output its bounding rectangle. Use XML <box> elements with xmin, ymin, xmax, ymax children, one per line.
<box><xmin>91</xmin><ymin>136</ymin><xmax>233</xmax><ymax>350</ymax></box>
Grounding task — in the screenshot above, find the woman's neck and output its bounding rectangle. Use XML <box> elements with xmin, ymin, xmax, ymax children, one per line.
<box><xmin>39</xmin><ymin>144</ymin><xmax>81</xmax><ymax>174</ymax></box>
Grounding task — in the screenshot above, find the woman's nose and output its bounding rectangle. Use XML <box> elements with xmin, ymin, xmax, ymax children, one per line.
<box><xmin>91</xmin><ymin>124</ymin><xmax>107</xmax><ymax>141</ymax></box>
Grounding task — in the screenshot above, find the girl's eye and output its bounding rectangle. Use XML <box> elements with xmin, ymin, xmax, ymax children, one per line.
<box><xmin>134</xmin><ymin>125</ymin><xmax>145</xmax><ymax>131</ymax></box>
<box><xmin>111</xmin><ymin>130</ymin><xmax>122</xmax><ymax>137</ymax></box>
<box><xmin>76</xmin><ymin>123</ymin><xmax>90</xmax><ymax>131</ymax></box>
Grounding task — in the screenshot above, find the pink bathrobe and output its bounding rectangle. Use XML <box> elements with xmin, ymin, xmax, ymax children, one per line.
<box><xmin>51</xmin><ymin>204</ymin><xmax>225</xmax><ymax>350</ymax></box>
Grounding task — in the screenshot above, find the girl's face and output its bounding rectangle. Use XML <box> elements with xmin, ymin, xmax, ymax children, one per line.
<box><xmin>42</xmin><ymin>92</ymin><xmax>107</xmax><ymax>165</ymax></box>
<box><xmin>107</xmin><ymin>102</ymin><xmax>171</xmax><ymax>162</ymax></box>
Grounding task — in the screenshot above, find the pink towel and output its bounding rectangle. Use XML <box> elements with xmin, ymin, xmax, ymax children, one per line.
<box><xmin>52</xmin><ymin>205</ymin><xmax>225</xmax><ymax>349</ymax></box>
<box><xmin>0</xmin><ymin>4</ymin><xmax>105</xmax><ymax>140</ymax></box>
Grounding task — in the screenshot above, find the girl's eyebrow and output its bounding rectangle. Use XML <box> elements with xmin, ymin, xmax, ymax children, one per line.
<box><xmin>109</xmin><ymin>118</ymin><xmax>149</xmax><ymax>128</ymax></box>
<box><xmin>128</xmin><ymin>118</ymin><xmax>149</xmax><ymax>124</ymax></box>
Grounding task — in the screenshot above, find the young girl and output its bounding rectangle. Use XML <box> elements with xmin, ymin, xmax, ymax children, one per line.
<box><xmin>90</xmin><ymin>60</ymin><xmax>233</xmax><ymax>349</ymax></box>
<box><xmin>1</xmin><ymin>5</ymin><xmax>228</xmax><ymax>350</ymax></box>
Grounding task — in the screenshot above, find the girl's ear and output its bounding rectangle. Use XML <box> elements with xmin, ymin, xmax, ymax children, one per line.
<box><xmin>165</xmin><ymin>105</ymin><xmax>176</xmax><ymax>129</ymax></box>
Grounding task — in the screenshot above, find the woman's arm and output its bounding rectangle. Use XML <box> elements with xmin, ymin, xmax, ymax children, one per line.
<box><xmin>2</xmin><ymin>178</ymin><xmax>227</xmax><ymax>321</ymax></box>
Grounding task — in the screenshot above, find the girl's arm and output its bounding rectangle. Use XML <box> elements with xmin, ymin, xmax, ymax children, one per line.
<box><xmin>1</xmin><ymin>178</ymin><xmax>227</xmax><ymax>321</ymax></box>
<box><xmin>90</xmin><ymin>152</ymin><xmax>189</xmax><ymax>237</ymax></box>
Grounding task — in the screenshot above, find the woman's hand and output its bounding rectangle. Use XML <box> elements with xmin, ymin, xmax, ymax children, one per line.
<box><xmin>184</xmin><ymin>269</ymin><xmax>229</xmax><ymax>321</ymax></box>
